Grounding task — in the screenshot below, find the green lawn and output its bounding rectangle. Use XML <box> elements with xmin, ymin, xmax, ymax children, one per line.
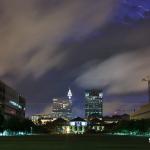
<box><xmin>0</xmin><ymin>135</ymin><xmax>149</xmax><ymax>150</ymax></box>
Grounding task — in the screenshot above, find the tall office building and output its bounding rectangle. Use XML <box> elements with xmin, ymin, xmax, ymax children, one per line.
<box><xmin>85</xmin><ymin>89</ymin><xmax>103</xmax><ymax>118</ymax></box>
<box><xmin>0</xmin><ymin>80</ymin><xmax>26</xmax><ymax>119</ymax></box>
<box><xmin>52</xmin><ymin>89</ymin><xmax>72</xmax><ymax>119</ymax></box>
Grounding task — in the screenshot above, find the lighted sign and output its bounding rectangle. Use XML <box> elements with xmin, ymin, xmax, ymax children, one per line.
<box><xmin>9</xmin><ymin>101</ymin><xmax>22</xmax><ymax>109</ymax></box>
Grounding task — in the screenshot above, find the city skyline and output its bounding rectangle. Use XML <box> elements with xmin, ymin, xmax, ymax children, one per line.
<box><xmin>0</xmin><ymin>0</ymin><xmax>150</xmax><ymax>117</ymax></box>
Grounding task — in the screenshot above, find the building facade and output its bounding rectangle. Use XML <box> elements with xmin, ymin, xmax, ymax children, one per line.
<box><xmin>52</xmin><ymin>89</ymin><xmax>72</xmax><ymax>119</ymax></box>
<box><xmin>0</xmin><ymin>80</ymin><xmax>26</xmax><ymax>119</ymax></box>
<box><xmin>88</xmin><ymin>117</ymin><xmax>105</xmax><ymax>132</ymax></box>
<box><xmin>49</xmin><ymin>117</ymin><xmax>104</xmax><ymax>134</ymax></box>
<box><xmin>70</xmin><ymin>117</ymin><xmax>87</xmax><ymax>134</ymax></box>
<box><xmin>85</xmin><ymin>89</ymin><xmax>103</xmax><ymax>118</ymax></box>
<box><xmin>52</xmin><ymin>98</ymin><xmax>72</xmax><ymax>119</ymax></box>
<box><xmin>31</xmin><ymin>114</ymin><xmax>55</xmax><ymax>125</ymax></box>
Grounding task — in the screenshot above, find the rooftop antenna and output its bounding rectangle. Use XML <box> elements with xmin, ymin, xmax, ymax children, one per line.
<box><xmin>67</xmin><ymin>88</ymin><xmax>72</xmax><ymax>100</ymax></box>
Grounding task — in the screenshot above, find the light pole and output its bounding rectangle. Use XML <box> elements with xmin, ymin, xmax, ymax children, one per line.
<box><xmin>142</xmin><ymin>76</ymin><xmax>150</xmax><ymax>103</ymax></box>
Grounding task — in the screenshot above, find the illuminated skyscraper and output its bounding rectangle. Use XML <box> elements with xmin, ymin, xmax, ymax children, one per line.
<box><xmin>52</xmin><ymin>89</ymin><xmax>72</xmax><ymax>119</ymax></box>
<box><xmin>85</xmin><ymin>89</ymin><xmax>103</xmax><ymax>118</ymax></box>
<box><xmin>52</xmin><ymin>98</ymin><xmax>72</xmax><ymax>119</ymax></box>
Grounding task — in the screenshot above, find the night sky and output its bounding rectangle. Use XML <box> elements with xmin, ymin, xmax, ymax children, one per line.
<box><xmin>0</xmin><ymin>0</ymin><xmax>150</xmax><ymax>117</ymax></box>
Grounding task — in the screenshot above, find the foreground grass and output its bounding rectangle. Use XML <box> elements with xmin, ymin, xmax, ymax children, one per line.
<box><xmin>0</xmin><ymin>135</ymin><xmax>149</xmax><ymax>150</ymax></box>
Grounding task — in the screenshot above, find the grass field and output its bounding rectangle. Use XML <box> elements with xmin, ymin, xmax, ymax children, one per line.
<box><xmin>0</xmin><ymin>135</ymin><xmax>150</xmax><ymax>150</ymax></box>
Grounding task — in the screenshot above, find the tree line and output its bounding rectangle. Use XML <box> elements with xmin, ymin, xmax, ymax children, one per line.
<box><xmin>0</xmin><ymin>111</ymin><xmax>34</xmax><ymax>135</ymax></box>
<box><xmin>113</xmin><ymin>119</ymin><xmax>150</xmax><ymax>134</ymax></box>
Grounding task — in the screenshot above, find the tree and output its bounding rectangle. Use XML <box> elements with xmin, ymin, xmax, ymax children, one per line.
<box><xmin>0</xmin><ymin>111</ymin><xmax>4</xmax><ymax>133</ymax></box>
<box><xmin>3</xmin><ymin>117</ymin><xmax>35</xmax><ymax>135</ymax></box>
<box><xmin>21</xmin><ymin>118</ymin><xmax>34</xmax><ymax>133</ymax></box>
<box><xmin>4</xmin><ymin>116</ymin><xmax>22</xmax><ymax>133</ymax></box>
<box><xmin>115</xmin><ymin>119</ymin><xmax>150</xmax><ymax>134</ymax></box>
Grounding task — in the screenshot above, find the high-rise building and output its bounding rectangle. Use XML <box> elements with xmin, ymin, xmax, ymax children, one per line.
<box><xmin>0</xmin><ymin>80</ymin><xmax>26</xmax><ymax>119</ymax></box>
<box><xmin>85</xmin><ymin>89</ymin><xmax>103</xmax><ymax>118</ymax></box>
<box><xmin>52</xmin><ymin>89</ymin><xmax>72</xmax><ymax>119</ymax></box>
<box><xmin>52</xmin><ymin>98</ymin><xmax>72</xmax><ymax>119</ymax></box>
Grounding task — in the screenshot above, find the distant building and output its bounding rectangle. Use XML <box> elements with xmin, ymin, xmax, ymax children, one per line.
<box><xmin>70</xmin><ymin>117</ymin><xmax>87</xmax><ymax>134</ymax></box>
<box><xmin>52</xmin><ymin>89</ymin><xmax>72</xmax><ymax>119</ymax></box>
<box><xmin>103</xmin><ymin>114</ymin><xmax>130</xmax><ymax>124</ymax></box>
<box><xmin>85</xmin><ymin>89</ymin><xmax>103</xmax><ymax>118</ymax></box>
<box><xmin>52</xmin><ymin>98</ymin><xmax>72</xmax><ymax>119</ymax></box>
<box><xmin>54</xmin><ymin>117</ymin><xmax>104</xmax><ymax>134</ymax></box>
<box><xmin>52</xmin><ymin>118</ymin><xmax>70</xmax><ymax>134</ymax></box>
<box><xmin>130</xmin><ymin>103</ymin><xmax>150</xmax><ymax>120</ymax></box>
<box><xmin>88</xmin><ymin>117</ymin><xmax>105</xmax><ymax>132</ymax></box>
<box><xmin>31</xmin><ymin>114</ymin><xmax>54</xmax><ymax>125</ymax></box>
<box><xmin>0</xmin><ymin>80</ymin><xmax>26</xmax><ymax>119</ymax></box>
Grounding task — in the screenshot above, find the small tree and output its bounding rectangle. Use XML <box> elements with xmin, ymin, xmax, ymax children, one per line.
<box><xmin>21</xmin><ymin>118</ymin><xmax>34</xmax><ymax>133</ymax></box>
<box><xmin>4</xmin><ymin>116</ymin><xmax>22</xmax><ymax>134</ymax></box>
<box><xmin>0</xmin><ymin>111</ymin><xmax>4</xmax><ymax>133</ymax></box>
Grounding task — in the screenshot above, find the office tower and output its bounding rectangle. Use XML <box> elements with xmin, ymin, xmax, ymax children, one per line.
<box><xmin>52</xmin><ymin>89</ymin><xmax>72</xmax><ymax>119</ymax></box>
<box><xmin>85</xmin><ymin>89</ymin><xmax>103</xmax><ymax>118</ymax></box>
<box><xmin>52</xmin><ymin>98</ymin><xmax>72</xmax><ymax>119</ymax></box>
<box><xmin>0</xmin><ymin>80</ymin><xmax>26</xmax><ymax>119</ymax></box>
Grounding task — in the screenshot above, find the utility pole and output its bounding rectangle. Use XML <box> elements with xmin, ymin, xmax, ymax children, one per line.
<box><xmin>142</xmin><ymin>76</ymin><xmax>150</xmax><ymax>103</ymax></box>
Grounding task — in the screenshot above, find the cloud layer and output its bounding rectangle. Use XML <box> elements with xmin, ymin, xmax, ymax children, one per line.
<box><xmin>0</xmin><ymin>0</ymin><xmax>117</xmax><ymax>83</ymax></box>
<box><xmin>76</xmin><ymin>50</ymin><xmax>150</xmax><ymax>95</ymax></box>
